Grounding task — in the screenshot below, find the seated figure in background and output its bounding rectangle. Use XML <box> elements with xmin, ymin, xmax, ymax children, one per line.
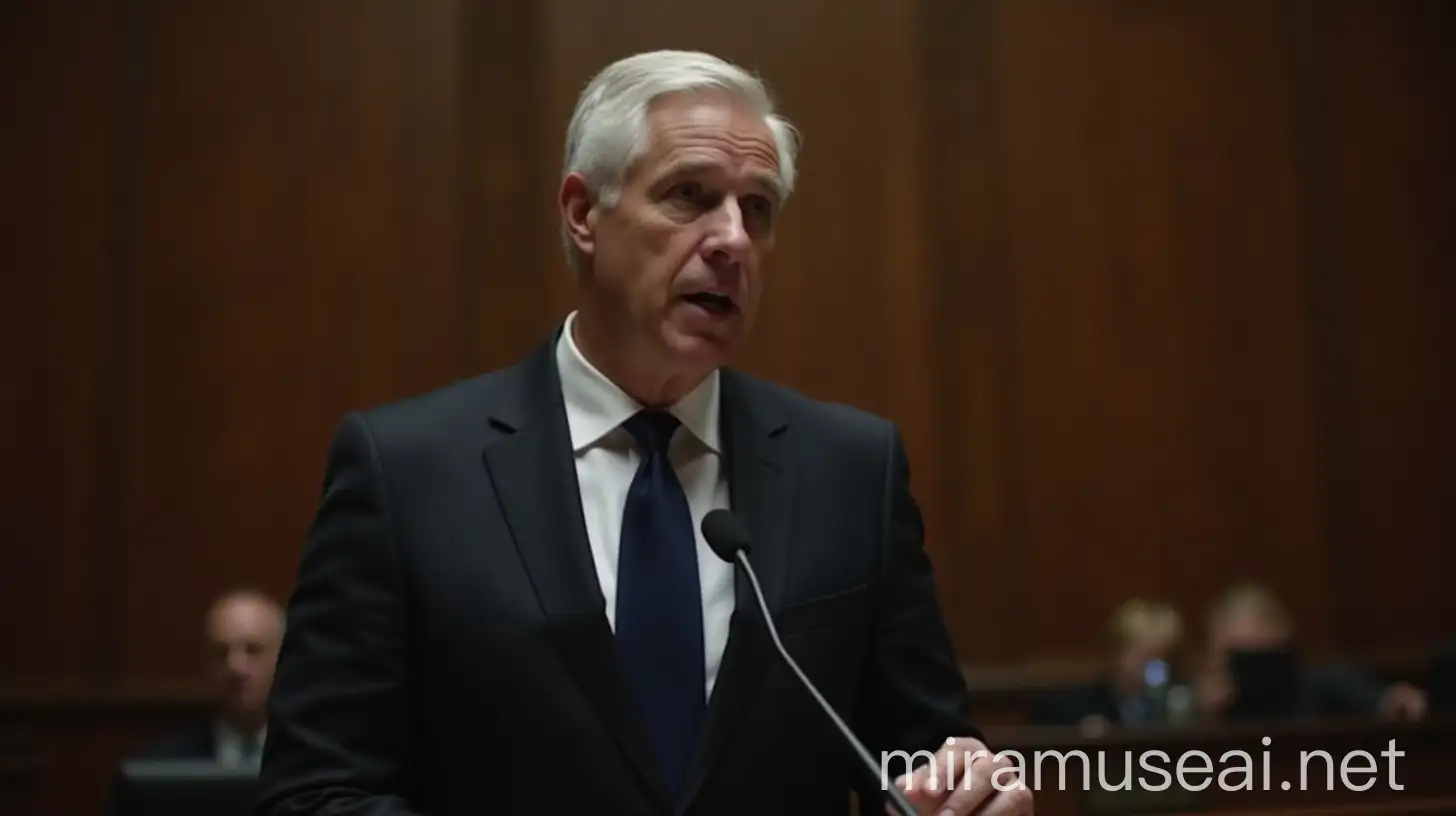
<box><xmin>1194</xmin><ymin>583</ymin><xmax>1426</xmax><ymax>722</ymax></box>
<box><xmin>133</xmin><ymin>589</ymin><xmax>284</xmax><ymax>770</ymax></box>
<box><xmin>1032</xmin><ymin>598</ymin><xmax>1191</xmax><ymax>732</ymax></box>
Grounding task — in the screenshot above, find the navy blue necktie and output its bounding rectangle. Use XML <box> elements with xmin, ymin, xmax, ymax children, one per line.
<box><xmin>615</xmin><ymin>409</ymin><xmax>705</xmax><ymax>799</ymax></box>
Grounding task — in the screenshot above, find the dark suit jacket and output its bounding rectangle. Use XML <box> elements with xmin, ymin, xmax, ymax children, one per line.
<box><xmin>134</xmin><ymin>721</ymin><xmax>216</xmax><ymax>760</ymax></box>
<box><xmin>1230</xmin><ymin>662</ymin><xmax>1384</xmax><ymax>720</ymax></box>
<box><xmin>256</xmin><ymin>335</ymin><xmax>976</xmax><ymax>815</ymax></box>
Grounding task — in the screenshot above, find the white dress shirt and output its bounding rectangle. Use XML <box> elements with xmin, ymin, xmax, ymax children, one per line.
<box><xmin>213</xmin><ymin>720</ymin><xmax>266</xmax><ymax>771</ymax></box>
<box><xmin>555</xmin><ymin>311</ymin><xmax>735</xmax><ymax>699</ymax></box>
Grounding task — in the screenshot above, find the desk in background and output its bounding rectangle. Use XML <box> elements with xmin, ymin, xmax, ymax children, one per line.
<box><xmin>0</xmin><ymin>733</ymin><xmax>40</xmax><ymax>816</ymax></box>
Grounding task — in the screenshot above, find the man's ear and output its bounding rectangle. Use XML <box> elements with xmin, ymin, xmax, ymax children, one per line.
<box><xmin>559</xmin><ymin>172</ymin><xmax>597</xmax><ymax>258</ymax></box>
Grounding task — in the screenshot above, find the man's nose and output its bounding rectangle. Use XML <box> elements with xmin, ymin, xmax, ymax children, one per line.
<box><xmin>702</xmin><ymin>197</ymin><xmax>751</xmax><ymax>266</ymax></box>
<box><xmin>227</xmin><ymin>651</ymin><xmax>251</xmax><ymax>675</ymax></box>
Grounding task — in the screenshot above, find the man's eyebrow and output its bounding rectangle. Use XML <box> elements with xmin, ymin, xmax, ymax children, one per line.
<box><xmin>657</xmin><ymin>160</ymin><xmax>785</xmax><ymax>201</ymax></box>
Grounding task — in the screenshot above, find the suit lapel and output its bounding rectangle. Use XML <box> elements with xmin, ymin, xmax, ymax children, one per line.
<box><xmin>679</xmin><ymin>369</ymin><xmax>794</xmax><ymax>814</ymax></box>
<box><xmin>479</xmin><ymin>337</ymin><xmax>672</xmax><ymax>810</ymax></box>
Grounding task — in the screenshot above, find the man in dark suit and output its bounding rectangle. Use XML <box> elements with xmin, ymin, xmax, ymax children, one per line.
<box><xmin>135</xmin><ymin>589</ymin><xmax>281</xmax><ymax>768</ymax></box>
<box><xmin>1193</xmin><ymin>583</ymin><xmax>1427</xmax><ymax>722</ymax></box>
<box><xmin>256</xmin><ymin>50</ymin><xmax>1030</xmax><ymax>816</ymax></box>
<box><xmin>1031</xmin><ymin>599</ymin><xmax>1189</xmax><ymax>732</ymax></box>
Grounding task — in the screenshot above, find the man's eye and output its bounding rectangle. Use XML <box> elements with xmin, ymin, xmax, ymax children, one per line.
<box><xmin>669</xmin><ymin>182</ymin><xmax>704</xmax><ymax>201</ymax></box>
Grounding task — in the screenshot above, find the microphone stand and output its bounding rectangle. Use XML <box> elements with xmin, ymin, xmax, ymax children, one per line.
<box><xmin>732</xmin><ymin>550</ymin><xmax>920</xmax><ymax>816</ymax></box>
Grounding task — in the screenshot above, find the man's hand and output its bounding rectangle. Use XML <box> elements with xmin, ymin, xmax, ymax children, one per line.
<box><xmin>888</xmin><ymin>736</ymin><xmax>1033</xmax><ymax>815</ymax></box>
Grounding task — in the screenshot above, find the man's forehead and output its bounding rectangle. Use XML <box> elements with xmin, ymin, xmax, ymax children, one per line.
<box><xmin>637</xmin><ymin>97</ymin><xmax>779</xmax><ymax>169</ymax></box>
<box><xmin>209</xmin><ymin>597</ymin><xmax>282</xmax><ymax>633</ymax></box>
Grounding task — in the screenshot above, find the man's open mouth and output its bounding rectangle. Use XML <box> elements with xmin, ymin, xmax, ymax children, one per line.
<box><xmin>681</xmin><ymin>291</ymin><xmax>736</xmax><ymax>316</ymax></box>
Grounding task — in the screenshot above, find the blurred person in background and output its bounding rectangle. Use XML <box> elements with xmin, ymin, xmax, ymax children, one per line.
<box><xmin>133</xmin><ymin>589</ymin><xmax>284</xmax><ymax>770</ymax></box>
<box><xmin>1032</xmin><ymin>599</ymin><xmax>1192</xmax><ymax>733</ymax></box>
<box><xmin>1194</xmin><ymin>583</ymin><xmax>1425</xmax><ymax>722</ymax></box>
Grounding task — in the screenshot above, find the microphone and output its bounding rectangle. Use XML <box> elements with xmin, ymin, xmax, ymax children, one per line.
<box><xmin>701</xmin><ymin>509</ymin><xmax>918</xmax><ymax>816</ymax></box>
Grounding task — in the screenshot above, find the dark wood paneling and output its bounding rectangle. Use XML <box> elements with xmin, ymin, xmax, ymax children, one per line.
<box><xmin>921</xmin><ymin>0</ymin><xmax>1027</xmax><ymax>664</ymax></box>
<box><xmin>100</xmin><ymin>0</ymin><xmax>558</xmax><ymax>679</ymax></box>
<box><xmin>0</xmin><ymin>732</ymin><xmax>40</xmax><ymax>816</ymax></box>
<box><xmin>116</xmin><ymin>0</ymin><xmax>475</xmax><ymax>677</ymax></box>
<box><xmin>0</xmin><ymin>0</ymin><xmax>119</xmax><ymax>680</ymax></box>
<box><xmin>458</xmin><ymin>1</ymin><xmax>557</xmax><ymax>372</ymax></box>
<box><xmin>977</xmin><ymin>0</ymin><xmax>1329</xmax><ymax>657</ymax></box>
<box><xmin>1317</xmin><ymin>0</ymin><xmax>1456</xmax><ymax>653</ymax></box>
<box><xmin>0</xmin><ymin>685</ymin><xmax>211</xmax><ymax>816</ymax></box>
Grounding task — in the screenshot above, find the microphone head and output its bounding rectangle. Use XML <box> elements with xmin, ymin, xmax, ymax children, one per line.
<box><xmin>701</xmin><ymin>509</ymin><xmax>751</xmax><ymax>563</ymax></box>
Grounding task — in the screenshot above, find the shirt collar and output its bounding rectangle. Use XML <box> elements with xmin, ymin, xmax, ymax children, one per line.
<box><xmin>555</xmin><ymin>311</ymin><xmax>721</xmax><ymax>454</ymax></box>
<box><xmin>214</xmin><ymin>719</ymin><xmax>266</xmax><ymax>746</ymax></box>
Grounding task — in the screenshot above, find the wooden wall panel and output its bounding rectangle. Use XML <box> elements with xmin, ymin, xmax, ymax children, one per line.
<box><xmin>113</xmin><ymin>0</ymin><xmax>476</xmax><ymax>679</ymax></box>
<box><xmin>977</xmin><ymin>0</ymin><xmax>1329</xmax><ymax>658</ymax></box>
<box><xmin>1317</xmin><ymin>0</ymin><xmax>1456</xmax><ymax>653</ymax></box>
<box><xmin>457</xmin><ymin>1</ymin><xmax>560</xmax><ymax>372</ymax></box>
<box><xmin>921</xmin><ymin>0</ymin><xmax>1026</xmax><ymax>664</ymax></box>
<box><xmin>0</xmin><ymin>690</ymin><xmax>210</xmax><ymax>816</ymax></box>
<box><xmin>0</xmin><ymin>1</ymin><xmax>119</xmax><ymax>680</ymax></box>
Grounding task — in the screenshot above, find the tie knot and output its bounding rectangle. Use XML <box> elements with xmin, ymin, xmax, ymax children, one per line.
<box><xmin>623</xmin><ymin>410</ymin><xmax>680</xmax><ymax>454</ymax></box>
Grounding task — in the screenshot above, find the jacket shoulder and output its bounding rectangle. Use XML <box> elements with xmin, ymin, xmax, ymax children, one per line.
<box><xmin>726</xmin><ymin>368</ymin><xmax>897</xmax><ymax>444</ymax></box>
<box><xmin>353</xmin><ymin>370</ymin><xmax>508</xmax><ymax>436</ymax></box>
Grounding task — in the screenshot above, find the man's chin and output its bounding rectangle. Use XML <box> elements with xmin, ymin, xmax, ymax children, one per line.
<box><xmin>663</xmin><ymin>325</ymin><xmax>738</xmax><ymax>369</ymax></box>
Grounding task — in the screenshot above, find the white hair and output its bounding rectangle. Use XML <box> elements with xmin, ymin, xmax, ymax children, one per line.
<box><xmin>560</xmin><ymin>50</ymin><xmax>801</xmax><ymax>266</ymax></box>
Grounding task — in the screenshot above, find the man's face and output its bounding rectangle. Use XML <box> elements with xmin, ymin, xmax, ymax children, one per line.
<box><xmin>567</xmin><ymin>91</ymin><xmax>782</xmax><ymax>374</ymax></box>
<box><xmin>1208</xmin><ymin>612</ymin><xmax>1288</xmax><ymax>663</ymax></box>
<box><xmin>203</xmin><ymin>597</ymin><xmax>282</xmax><ymax>722</ymax></box>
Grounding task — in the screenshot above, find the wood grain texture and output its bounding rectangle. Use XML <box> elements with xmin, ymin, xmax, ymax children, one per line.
<box><xmin>0</xmin><ymin>0</ymin><xmax>120</xmax><ymax>681</ymax></box>
<box><xmin>113</xmin><ymin>0</ymin><xmax>474</xmax><ymax>678</ymax></box>
<box><xmin>1315</xmin><ymin>0</ymin><xmax>1456</xmax><ymax>653</ymax></box>
<box><xmin>965</xmin><ymin>0</ymin><xmax>1331</xmax><ymax>658</ymax></box>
